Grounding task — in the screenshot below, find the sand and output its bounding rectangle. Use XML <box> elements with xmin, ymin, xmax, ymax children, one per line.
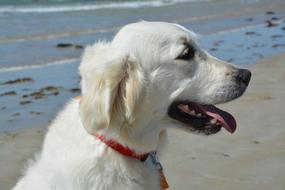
<box><xmin>0</xmin><ymin>128</ymin><xmax>45</xmax><ymax>190</ymax></box>
<box><xmin>0</xmin><ymin>53</ymin><xmax>284</xmax><ymax>190</ymax></box>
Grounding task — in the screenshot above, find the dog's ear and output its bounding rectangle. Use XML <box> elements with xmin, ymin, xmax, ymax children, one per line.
<box><xmin>79</xmin><ymin>44</ymin><xmax>145</xmax><ymax>134</ymax></box>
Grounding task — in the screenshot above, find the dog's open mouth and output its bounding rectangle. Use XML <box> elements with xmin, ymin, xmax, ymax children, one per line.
<box><xmin>168</xmin><ymin>101</ymin><xmax>236</xmax><ymax>135</ymax></box>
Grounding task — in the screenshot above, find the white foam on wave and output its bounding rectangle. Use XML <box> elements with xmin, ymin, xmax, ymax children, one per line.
<box><xmin>0</xmin><ymin>0</ymin><xmax>209</xmax><ymax>13</ymax></box>
<box><xmin>0</xmin><ymin>58</ymin><xmax>79</xmax><ymax>73</ymax></box>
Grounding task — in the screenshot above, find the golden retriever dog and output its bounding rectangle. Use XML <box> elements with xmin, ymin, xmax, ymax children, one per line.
<box><xmin>14</xmin><ymin>21</ymin><xmax>251</xmax><ymax>190</ymax></box>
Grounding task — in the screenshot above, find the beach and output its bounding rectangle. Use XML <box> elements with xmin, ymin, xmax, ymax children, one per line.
<box><xmin>1</xmin><ymin>53</ymin><xmax>285</xmax><ymax>190</ymax></box>
<box><xmin>0</xmin><ymin>0</ymin><xmax>285</xmax><ymax>189</ymax></box>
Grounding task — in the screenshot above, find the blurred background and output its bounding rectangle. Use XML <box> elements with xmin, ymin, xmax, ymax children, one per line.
<box><xmin>0</xmin><ymin>0</ymin><xmax>284</xmax><ymax>189</ymax></box>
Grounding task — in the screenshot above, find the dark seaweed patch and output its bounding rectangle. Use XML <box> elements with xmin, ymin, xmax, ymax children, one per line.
<box><xmin>1</xmin><ymin>77</ymin><xmax>34</xmax><ymax>85</ymax></box>
<box><xmin>0</xmin><ymin>91</ymin><xmax>17</xmax><ymax>97</ymax></box>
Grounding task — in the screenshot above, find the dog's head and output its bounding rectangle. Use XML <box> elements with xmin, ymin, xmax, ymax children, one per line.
<box><xmin>79</xmin><ymin>21</ymin><xmax>251</xmax><ymax>151</ymax></box>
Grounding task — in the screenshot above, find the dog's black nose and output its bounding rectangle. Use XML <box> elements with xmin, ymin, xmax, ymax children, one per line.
<box><xmin>236</xmin><ymin>69</ymin><xmax>251</xmax><ymax>86</ymax></box>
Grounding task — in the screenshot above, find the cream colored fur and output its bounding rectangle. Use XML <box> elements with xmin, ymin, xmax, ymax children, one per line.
<box><xmin>14</xmin><ymin>21</ymin><xmax>249</xmax><ymax>190</ymax></box>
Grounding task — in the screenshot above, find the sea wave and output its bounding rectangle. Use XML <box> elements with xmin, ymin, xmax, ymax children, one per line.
<box><xmin>0</xmin><ymin>26</ymin><xmax>120</xmax><ymax>44</ymax></box>
<box><xmin>0</xmin><ymin>0</ymin><xmax>209</xmax><ymax>13</ymax></box>
<box><xmin>0</xmin><ymin>58</ymin><xmax>79</xmax><ymax>73</ymax></box>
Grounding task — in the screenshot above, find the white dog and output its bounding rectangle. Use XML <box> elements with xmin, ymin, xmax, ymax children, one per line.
<box><xmin>14</xmin><ymin>21</ymin><xmax>251</xmax><ymax>190</ymax></box>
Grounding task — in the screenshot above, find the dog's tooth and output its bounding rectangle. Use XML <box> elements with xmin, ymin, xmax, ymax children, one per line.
<box><xmin>178</xmin><ymin>105</ymin><xmax>188</xmax><ymax>112</ymax></box>
<box><xmin>182</xmin><ymin>105</ymin><xmax>189</xmax><ymax>110</ymax></box>
<box><xmin>190</xmin><ymin>110</ymin><xmax>196</xmax><ymax>115</ymax></box>
<box><xmin>197</xmin><ymin>113</ymin><xmax>202</xmax><ymax>117</ymax></box>
<box><xmin>210</xmin><ymin>119</ymin><xmax>217</xmax><ymax>124</ymax></box>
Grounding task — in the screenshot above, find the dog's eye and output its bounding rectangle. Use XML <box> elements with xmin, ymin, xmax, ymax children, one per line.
<box><xmin>176</xmin><ymin>46</ymin><xmax>195</xmax><ymax>60</ymax></box>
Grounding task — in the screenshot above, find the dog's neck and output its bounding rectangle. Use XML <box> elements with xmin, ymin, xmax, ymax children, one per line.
<box><xmin>77</xmin><ymin>95</ymin><xmax>165</xmax><ymax>154</ymax></box>
<box><xmin>77</xmin><ymin>96</ymin><xmax>169</xmax><ymax>189</ymax></box>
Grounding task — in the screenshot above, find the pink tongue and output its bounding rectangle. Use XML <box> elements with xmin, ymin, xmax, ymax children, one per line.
<box><xmin>197</xmin><ymin>104</ymin><xmax>237</xmax><ymax>133</ymax></box>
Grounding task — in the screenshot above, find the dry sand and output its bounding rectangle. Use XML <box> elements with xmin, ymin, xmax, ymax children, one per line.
<box><xmin>0</xmin><ymin>53</ymin><xmax>285</xmax><ymax>190</ymax></box>
<box><xmin>0</xmin><ymin>128</ymin><xmax>45</xmax><ymax>190</ymax></box>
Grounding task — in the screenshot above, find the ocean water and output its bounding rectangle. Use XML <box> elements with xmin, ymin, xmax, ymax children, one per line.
<box><xmin>0</xmin><ymin>0</ymin><xmax>284</xmax><ymax>70</ymax></box>
<box><xmin>0</xmin><ymin>0</ymin><xmax>213</xmax><ymax>12</ymax></box>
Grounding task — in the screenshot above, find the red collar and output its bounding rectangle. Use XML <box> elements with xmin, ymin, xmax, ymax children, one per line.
<box><xmin>94</xmin><ymin>134</ymin><xmax>149</xmax><ymax>161</ymax></box>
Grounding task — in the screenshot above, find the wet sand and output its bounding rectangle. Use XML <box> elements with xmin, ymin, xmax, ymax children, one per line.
<box><xmin>1</xmin><ymin>53</ymin><xmax>285</xmax><ymax>190</ymax></box>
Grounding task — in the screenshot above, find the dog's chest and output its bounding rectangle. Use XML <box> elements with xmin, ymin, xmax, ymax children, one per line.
<box><xmin>52</xmin><ymin>157</ymin><xmax>160</xmax><ymax>190</ymax></box>
<box><xmin>44</xmin><ymin>153</ymin><xmax>162</xmax><ymax>190</ymax></box>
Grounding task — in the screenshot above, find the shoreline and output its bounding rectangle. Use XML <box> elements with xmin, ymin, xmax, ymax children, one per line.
<box><xmin>1</xmin><ymin>0</ymin><xmax>285</xmax><ymax>69</ymax></box>
<box><xmin>1</xmin><ymin>17</ymin><xmax>284</xmax><ymax>73</ymax></box>
<box><xmin>1</xmin><ymin>52</ymin><xmax>285</xmax><ymax>189</ymax></box>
